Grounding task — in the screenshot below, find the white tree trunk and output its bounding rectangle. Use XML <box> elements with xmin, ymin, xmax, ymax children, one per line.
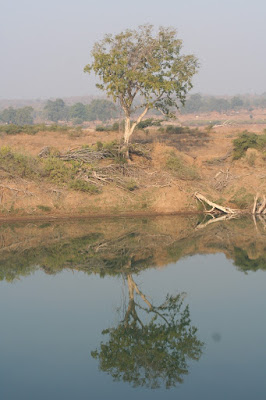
<box><xmin>123</xmin><ymin>107</ymin><xmax>149</xmax><ymax>144</ymax></box>
<box><xmin>124</xmin><ymin>117</ymin><xmax>131</xmax><ymax>145</ymax></box>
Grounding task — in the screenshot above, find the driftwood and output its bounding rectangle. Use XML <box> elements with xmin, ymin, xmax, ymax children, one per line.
<box><xmin>252</xmin><ymin>193</ymin><xmax>266</xmax><ymax>215</ymax></box>
<box><xmin>195</xmin><ymin>192</ymin><xmax>266</xmax><ymax>216</ymax></box>
<box><xmin>195</xmin><ymin>192</ymin><xmax>238</xmax><ymax>214</ymax></box>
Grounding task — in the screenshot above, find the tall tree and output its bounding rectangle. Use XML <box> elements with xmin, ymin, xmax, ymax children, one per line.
<box><xmin>84</xmin><ymin>25</ymin><xmax>198</xmax><ymax>145</ymax></box>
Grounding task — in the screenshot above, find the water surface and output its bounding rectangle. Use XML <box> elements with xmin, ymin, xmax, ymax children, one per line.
<box><xmin>0</xmin><ymin>216</ymin><xmax>265</xmax><ymax>399</ymax></box>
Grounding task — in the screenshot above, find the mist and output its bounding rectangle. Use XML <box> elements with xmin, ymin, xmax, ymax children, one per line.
<box><xmin>1</xmin><ymin>0</ymin><xmax>266</xmax><ymax>99</ymax></box>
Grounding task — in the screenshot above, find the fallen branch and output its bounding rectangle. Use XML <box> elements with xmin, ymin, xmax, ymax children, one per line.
<box><xmin>195</xmin><ymin>192</ymin><xmax>238</xmax><ymax>214</ymax></box>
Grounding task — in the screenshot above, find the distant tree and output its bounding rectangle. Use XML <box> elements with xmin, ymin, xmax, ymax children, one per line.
<box><xmin>231</xmin><ymin>96</ymin><xmax>244</xmax><ymax>109</ymax></box>
<box><xmin>14</xmin><ymin>107</ymin><xmax>34</xmax><ymax>125</ymax></box>
<box><xmin>86</xmin><ymin>99</ymin><xmax>117</xmax><ymax>122</ymax></box>
<box><xmin>84</xmin><ymin>25</ymin><xmax>198</xmax><ymax>145</ymax></box>
<box><xmin>92</xmin><ymin>274</ymin><xmax>203</xmax><ymax>389</ymax></box>
<box><xmin>0</xmin><ymin>106</ymin><xmax>34</xmax><ymax>125</ymax></box>
<box><xmin>0</xmin><ymin>107</ymin><xmax>17</xmax><ymax>124</ymax></box>
<box><xmin>204</xmin><ymin>97</ymin><xmax>230</xmax><ymax>113</ymax></box>
<box><xmin>44</xmin><ymin>99</ymin><xmax>68</xmax><ymax>122</ymax></box>
<box><xmin>181</xmin><ymin>93</ymin><xmax>203</xmax><ymax>114</ymax></box>
<box><xmin>69</xmin><ymin>102</ymin><xmax>88</xmax><ymax>123</ymax></box>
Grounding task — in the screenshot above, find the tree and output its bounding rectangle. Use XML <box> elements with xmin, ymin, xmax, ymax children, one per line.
<box><xmin>0</xmin><ymin>107</ymin><xmax>17</xmax><ymax>124</ymax></box>
<box><xmin>14</xmin><ymin>106</ymin><xmax>34</xmax><ymax>125</ymax></box>
<box><xmin>84</xmin><ymin>25</ymin><xmax>198</xmax><ymax>145</ymax></box>
<box><xmin>87</xmin><ymin>99</ymin><xmax>117</xmax><ymax>122</ymax></box>
<box><xmin>44</xmin><ymin>98</ymin><xmax>68</xmax><ymax>122</ymax></box>
<box><xmin>92</xmin><ymin>274</ymin><xmax>203</xmax><ymax>389</ymax></box>
<box><xmin>0</xmin><ymin>106</ymin><xmax>34</xmax><ymax>125</ymax></box>
<box><xmin>69</xmin><ymin>102</ymin><xmax>88</xmax><ymax>124</ymax></box>
<box><xmin>181</xmin><ymin>93</ymin><xmax>203</xmax><ymax>114</ymax></box>
<box><xmin>231</xmin><ymin>96</ymin><xmax>244</xmax><ymax>110</ymax></box>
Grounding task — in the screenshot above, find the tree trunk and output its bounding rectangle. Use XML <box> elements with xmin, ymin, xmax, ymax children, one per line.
<box><xmin>123</xmin><ymin>107</ymin><xmax>149</xmax><ymax>145</ymax></box>
<box><xmin>124</xmin><ymin>117</ymin><xmax>131</xmax><ymax>145</ymax></box>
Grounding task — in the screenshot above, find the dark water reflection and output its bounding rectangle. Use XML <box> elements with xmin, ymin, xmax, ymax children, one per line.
<box><xmin>0</xmin><ymin>216</ymin><xmax>265</xmax><ymax>399</ymax></box>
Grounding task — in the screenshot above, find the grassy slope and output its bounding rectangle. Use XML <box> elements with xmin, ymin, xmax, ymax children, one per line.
<box><xmin>0</xmin><ymin>124</ymin><xmax>265</xmax><ymax>217</ymax></box>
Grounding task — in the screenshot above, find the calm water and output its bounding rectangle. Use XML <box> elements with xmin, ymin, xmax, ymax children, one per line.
<box><xmin>0</xmin><ymin>216</ymin><xmax>265</xmax><ymax>399</ymax></box>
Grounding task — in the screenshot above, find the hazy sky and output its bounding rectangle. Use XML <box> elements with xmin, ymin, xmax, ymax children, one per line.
<box><xmin>1</xmin><ymin>0</ymin><xmax>266</xmax><ymax>99</ymax></box>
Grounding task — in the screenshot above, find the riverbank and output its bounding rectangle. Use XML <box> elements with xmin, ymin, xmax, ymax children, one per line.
<box><xmin>0</xmin><ymin>122</ymin><xmax>265</xmax><ymax>218</ymax></box>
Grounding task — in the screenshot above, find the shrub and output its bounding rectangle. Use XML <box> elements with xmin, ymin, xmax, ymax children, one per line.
<box><xmin>0</xmin><ymin>124</ymin><xmax>77</xmax><ymax>135</ymax></box>
<box><xmin>37</xmin><ymin>205</ymin><xmax>52</xmax><ymax>212</ymax></box>
<box><xmin>137</xmin><ymin>118</ymin><xmax>162</xmax><ymax>129</ymax></box>
<box><xmin>69</xmin><ymin>179</ymin><xmax>100</xmax><ymax>193</ymax></box>
<box><xmin>230</xmin><ymin>187</ymin><xmax>253</xmax><ymax>209</ymax></box>
<box><xmin>166</xmin><ymin>151</ymin><xmax>199</xmax><ymax>180</ymax></box>
<box><xmin>124</xmin><ymin>179</ymin><xmax>138</xmax><ymax>191</ymax></box>
<box><xmin>166</xmin><ymin>125</ymin><xmax>184</xmax><ymax>134</ymax></box>
<box><xmin>233</xmin><ymin>131</ymin><xmax>266</xmax><ymax>159</ymax></box>
<box><xmin>0</xmin><ymin>146</ymin><xmax>43</xmax><ymax>178</ymax></box>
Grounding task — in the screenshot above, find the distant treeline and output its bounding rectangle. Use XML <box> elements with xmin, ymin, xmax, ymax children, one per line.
<box><xmin>1</xmin><ymin>94</ymin><xmax>266</xmax><ymax>126</ymax></box>
<box><xmin>0</xmin><ymin>99</ymin><xmax>118</xmax><ymax>125</ymax></box>
<box><xmin>180</xmin><ymin>93</ymin><xmax>266</xmax><ymax>114</ymax></box>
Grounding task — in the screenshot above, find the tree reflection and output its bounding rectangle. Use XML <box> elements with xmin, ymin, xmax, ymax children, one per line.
<box><xmin>91</xmin><ymin>274</ymin><xmax>203</xmax><ymax>389</ymax></box>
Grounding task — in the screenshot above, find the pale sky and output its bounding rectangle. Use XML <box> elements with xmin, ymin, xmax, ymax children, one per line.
<box><xmin>1</xmin><ymin>0</ymin><xmax>266</xmax><ymax>99</ymax></box>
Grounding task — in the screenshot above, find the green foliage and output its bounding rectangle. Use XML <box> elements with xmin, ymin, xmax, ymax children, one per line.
<box><xmin>37</xmin><ymin>205</ymin><xmax>52</xmax><ymax>212</ymax></box>
<box><xmin>231</xmin><ymin>96</ymin><xmax>244</xmax><ymax>109</ymax></box>
<box><xmin>136</xmin><ymin>118</ymin><xmax>162</xmax><ymax>129</ymax></box>
<box><xmin>181</xmin><ymin>94</ymin><xmax>231</xmax><ymax>114</ymax></box>
<box><xmin>233</xmin><ymin>132</ymin><xmax>266</xmax><ymax>159</ymax></box>
<box><xmin>0</xmin><ymin>146</ymin><xmax>43</xmax><ymax>179</ymax></box>
<box><xmin>0</xmin><ymin>124</ymin><xmax>79</xmax><ymax>135</ymax></box>
<box><xmin>87</xmin><ymin>99</ymin><xmax>117</xmax><ymax>121</ymax></box>
<box><xmin>68</xmin><ymin>102</ymin><xmax>87</xmax><ymax>122</ymax></box>
<box><xmin>124</xmin><ymin>179</ymin><xmax>138</xmax><ymax>191</ymax></box>
<box><xmin>95</xmin><ymin>125</ymin><xmax>108</xmax><ymax>132</ymax></box>
<box><xmin>0</xmin><ymin>106</ymin><xmax>34</xmax><ymax>125</ymax></box>
<box><xmin>44</xmin><ymin>99</ymin><xmax>68</xmax><ymax>122</ymax></box>
<box><xmin>166</xmin><ymin>151</ymin><xmax>199</xmax><ymax>180</ymax></box>
<box><xmin>42</xmin><ymin>157</ymin><xmax>75</xmax><ymax>184</ymax></box>
<box><xmin>69</xmin><ymin>179</ymin><xmax>100</xmax><ymax>194</ymax></box>
<box><xmin>166</xmin><ymin>125</ymin><xmax>187</xmax><ymax>134</ymax></box>
<box><xmin>0</xmin><ymin>147</ymin><xmax>100</xmax><ymax>194</ymax></box>
<box><xmin>85</xmin><ymin>25</ymin><xmax>198</xmax><ymax>141</ymax></box>
<box><xmin>230</xmin><ymin>187</ymin><xmax>253</xmax><ymax>209</ymax></box>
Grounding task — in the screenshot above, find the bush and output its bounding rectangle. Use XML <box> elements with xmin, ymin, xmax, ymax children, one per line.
<box><xmin>137</xmin><ymin>118</ymin><xmax>162</xmax><ymax>129</ymax></box>
<box><xmin>230</xmin><ymin>187</ymin><xmax>253</xmax><ymax>209</ymax></box>
<box><xmin>233</xmin><ymin>131</ymin><xmax>266</xmax><ymax>159</ymax></box>
<box><xmin>166</xmin><ymin>125</ymin><xmax>184</xmax><ymax>134</ymax></box>
<box><xmin>166</xmin><ymin>151</ymin><xmax>199</xmax><ymax>180</ymax></box>
<box><xmin>69</xmin><ymin>179</ymin><xmax>100</xmax><ymax>194</ymax></box>
<box><xmin>124</xmin><ymin>179</ymin><xmax>138</xmax><ymax>191</ymax></box>
<box><xmin>0</xmin><ymin>146</ymin><xmax>43</xmax><ymax>178</ymax></box>
<box><xmin>0</xmin><ymin>124</ymin><xmax>77</xmax><ymax>135</ymax></box>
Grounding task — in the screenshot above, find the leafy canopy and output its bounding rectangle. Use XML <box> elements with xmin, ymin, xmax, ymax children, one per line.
<box><xmin>84</xmin><ymin>25</ymin><xmax>198</xmax><ymax>122</ymax></box>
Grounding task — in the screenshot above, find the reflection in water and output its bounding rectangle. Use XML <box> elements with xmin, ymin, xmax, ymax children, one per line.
<box><xmin>0</xmin><ymin>215</ymin><xmax>266</xmax><ymax>398</ymax></box>
<box><xmin>0</xmin><ymin>215</ymin><xmax>265</xmax><ymax>282</ymax></box>
<box><xmin>92</xmin><ymin>274</ymin><xmax>203</xmax><ymax>389</ymax></box>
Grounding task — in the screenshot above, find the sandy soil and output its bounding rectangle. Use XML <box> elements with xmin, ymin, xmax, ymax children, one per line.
<box><xmin>0</xmin><ymin>114</ymin><xmax>265</xmax><ymax>219</ymax></box>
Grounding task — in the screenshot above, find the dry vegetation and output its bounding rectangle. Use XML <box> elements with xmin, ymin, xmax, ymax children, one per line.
<box><xmin>0</xmin><ymin>114</ymin><xmax>265</xmax><ymax>218</ymax></box>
